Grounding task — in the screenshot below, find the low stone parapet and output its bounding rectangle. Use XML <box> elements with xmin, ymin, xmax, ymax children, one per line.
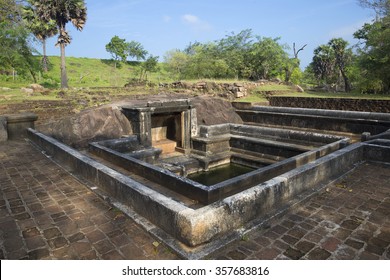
<box><xmin>269</xmin><ymin>96</ymin><xmax>390</xmax><ymax>113</ymax></box>
<box><xmin>0</xmin><ymin>112</ymin><xmax>38</xmax><ymax>140</ymax></box>
<box><xmin>0</xmin><ymin>116</ymin><xmax>7</xmax><ymax>142</ymax></box>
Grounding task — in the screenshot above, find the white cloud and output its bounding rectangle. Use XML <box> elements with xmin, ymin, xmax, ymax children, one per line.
<box><xmin>181</xmin><ymin>14</ymin><xmax>212</xmax><ymax>32</ymax></box>
<box><xmin>182</xmin><ymin>14</ymin><xmax>200</xmax><ymax>24</ymax></box>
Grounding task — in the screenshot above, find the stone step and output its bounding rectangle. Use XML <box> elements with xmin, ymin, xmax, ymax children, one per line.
<box><xmin>231</xmin><ymin>135</ymin><xmax>314</xmax><ymax>152</ymax></box>
<box><xmin>230</xmin><ymin>148</ymin><xmax>282</xmax><ymax>168</ymax></box>
<box><xmin>153</xmin><ymin>139</ymin><xmax>177</xmax><ymax>154</ymax></box>
<box><xmin>230</xmin><ymin>147</ymin><xmax>286</xmax><ymax>162</ymax></box>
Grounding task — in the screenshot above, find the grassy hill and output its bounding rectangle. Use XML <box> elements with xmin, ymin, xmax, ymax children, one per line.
<box><xmin>1</xmin><ymin>56</ymin><xmax>172</xmax><ymax>89</ymax></box>
<box><xmin>1</xmin><ymin>56</ymin><xmax>390</xmax><ymax>107</ymax></box>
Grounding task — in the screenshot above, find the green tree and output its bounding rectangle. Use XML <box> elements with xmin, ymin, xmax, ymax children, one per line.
<box><xmin>127</xmin><ymin>40</ymin><xmax>148</xmax><ymax>61</ymax></box>
<box><xmin>354</xmin><ymin>0</ymin><xmax>390</xmax><ymax>93</ymax></box>
<box><xmin>217</xmin><ymin>29</ymin><xmax>253</xmax><ymax>79</ymax></box>
<box><xmin>105</xmin><ymin>35</ymin><xmax>128</xmax><ymax>68</ymax></box>
<box><xmin>139</xmin><ymin>55</ymin><xmax>159</xmax><ymax>81</ymax></box>
<box><xmin>358</xmin><ymin>0</ymin><xmax>389</xmax><ymax>16</ymax></box>
<box><xmin>34</xmin><ymin>0</ymin><xmax>87</xmax><ymax>89</ymax></box>
<box><xmin>329</xmin><ymin>38</ymin><xmax>352</xmax><ymax>92</ymax></box>
<box><xmin>163</xmin><ymin>49</ymin><xmax>189</xmax><ymax>79</ymax></box>
<box><xmin>311</xmin><ymin>44</ymin><xmax>337</xmax><ymax>86</ymax></box>
<box><xmin>0</xmin><ymin>0</ymin><xmax>39</xmax><ymax>81</ymax></box>
<box><xmin>23</xmin><ymin>0</ymin><xmax>57</xmax><ymax>72</ymax></box>
<box><xmin>248</xmin><ymin>37</ymin><xmax>289</xmax><ymax>80</ymax></box>
<box><xmin>183</xmin><ymin>43</ymin><xmax>230</xmax><ymax>79</ymax></box>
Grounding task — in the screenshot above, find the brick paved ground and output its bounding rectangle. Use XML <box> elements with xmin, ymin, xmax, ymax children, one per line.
<box><xmin>213</xmin><ymin>162</ymin><xmax>390</xmax><ymax>260</ymax></box>
<box><xmin>1</xmin><ymin>140</ymin><xmax>389</xmax><ymax>260</ymax></box>
<box><xmin>0</xmin><ymin>141</ymin><xmax>178</xmax><ymax>260</ymax></box>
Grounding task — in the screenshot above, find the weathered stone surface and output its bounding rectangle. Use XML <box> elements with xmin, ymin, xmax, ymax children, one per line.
<box><xmin>159</xmin><ymin>81</ymin><xmax>251</xmax><ymax>99</ymax></box>
<box><xmin>37</xmin><ymin>105</ymin><xmax>133</xmax><ymax>148</ymax></box>
<box><xmin>0</xmin><ymin>116</ymin><xmax>7</xmax><ymax>141</ymax></box>
<box><xmin>21</xmin><ymin>87</ymin><xmax>34</xmax><ymax>94</ymax></box>
<box><xmin>269</xmin><ymin>96</ymin><xmax>390</xmax><ymax>113</ymax></box>
<box><xmin>295</xmin><ymin>85</ymin><xmax>304</xmax><ymax>93</ymax></box>
<box><xmin>191</xmin><ymin>96</ymin><xmax>243</xmax><ymax>125</ymax></box>
<box><xmin>6</xmin><ymin>113</ymin><xmax>38</xmax><ymax>140</ymax></box>
<box><xmin>29</xmin><ymin>84</ymin><xmax>45</xmax><ymax>92</ymax></box>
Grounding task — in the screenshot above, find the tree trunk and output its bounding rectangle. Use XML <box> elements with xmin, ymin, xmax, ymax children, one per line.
<box><xmin>42</xmin><ymin>38</ymin><xmax>48</xmax><ymax>72</ymax></box>
<box><xmin>29</xmin><ymin>68</ymin><xmax>37</xmax><ymax>83</ymax></box>
<box><xmin>60</xmin><ymin>42</ymin><xmax>68</xmax><ymax>88</ymax></box>
<box><xmin>59</xmin><ymin>25</ymin><xmax>68</xmax><ymax>89</ymax></box>
<box><xmin>340</xmin><ymin>68</ymin><xmax>352</xmax><ymax>92</ymax></box>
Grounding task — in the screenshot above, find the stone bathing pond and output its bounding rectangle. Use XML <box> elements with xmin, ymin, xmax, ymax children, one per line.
<box><xmin>25</xmin><ymin>99</ymin><xmax>390</xmax><ymax>259</ymax></box>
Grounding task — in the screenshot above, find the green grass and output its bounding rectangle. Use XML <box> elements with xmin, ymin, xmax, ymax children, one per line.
<box><xmin>0</xmin><ymin>88</ymin><xmax>59</xmax><ymax>105</ymax></box>
<box><xmin>284</xmin><ymin>91</ymin><xmax>390</xmax><ymax>100</ymax></box>
<box><xmin>0</xmin><ymin>56</ymin><xmax>173</xmax><ymax>90</ymax></box>
<box><xmin>238</xmin><ymin>84</ymin><xmax>390</xmax><ymax>103</ymax></box>
<box><xmin>2</xmin><ymin>56</ymin><xmax>390</xmax><ymax>106</ymax></box>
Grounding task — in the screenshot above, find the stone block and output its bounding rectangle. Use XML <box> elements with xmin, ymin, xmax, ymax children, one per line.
<box><xmin>0</xmin><ymin>116</ymin><xmax>7</xmax><ymax>141</ymax></box>
<box><xmin>6</xmin><ymin>113</ymin><xmax>37</xmax><ymax>140</ymax></box>
<box><xmin>152</xmin><ymin>139</ymin><xmax>177</xmax><ymax>154</ymax></box>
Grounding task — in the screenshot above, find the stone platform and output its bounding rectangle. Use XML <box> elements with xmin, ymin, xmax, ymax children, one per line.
<box><xmin>0</xmin><ymin>140</ymin><xmax>389</xmax><ymax>260</ymax></box>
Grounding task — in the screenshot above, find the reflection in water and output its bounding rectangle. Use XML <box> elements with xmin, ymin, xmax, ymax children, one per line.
<box><xmin>187</xmin><ymin>163</ymin><xmax>255</xmax><ymax>186</ymax></box>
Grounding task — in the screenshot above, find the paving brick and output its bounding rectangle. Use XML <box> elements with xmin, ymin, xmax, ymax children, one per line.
<box><xmin>253</xmin><ymin>236</ymin><xmax>271</xmax><ymax>247</ymax></box>
<box><xmin>48</xmin><ymin>237</ymin><xmax>68</xmax><ymax>249</ymax></box>
<box><xmin>359</xmin><ymin>251</ymin><xmax>380</xmax><ymax>260</ymax></box>
<box><xmin>22</xmin><ymin>227</ymin><xmax>40</xmax><ymax>238</ymax></box>
<box><xmin>68</xmin><ymin>232</ymin><xmax>85</xmax><ymax>243</ymax></box>
<box><xmin>43</xmin><ymin>228</ymin><xmax>62</xmax><ymax>239</ymax></box>
<box><xmin>254</xmin><ymin>248</ymin><xmax>281</xmax><ymax>260</ymax></box>
<box><xmin>86</xmin><ymin>229</ymin><xmax>106</xmax><ymax>243</ymax></box>
<box><xmin>270</xmin><ymin>225</ymin><xmax>289</xmax><ymax>235</ymax></box>
<box><xmin>306</xmin><ymin>248</ymin><xmax>331</xmax><ymax>260</ymax></box>
<box><xmin>226</xmin><ymin>250</ymin><xmax>247</xmax><ymax>260</ymax></box>
<box><xmin>283</xmin><ymin>247</ymin><xmax>305</xmax><ymax>260</ymax></box>
<box><xmin>25</xmin><ymin>236</ymin><xmax>46</xmax><ymax>250</ymax></box>
<box><xmin>273</xmin><ymin>240</ymin><xmax>290</xmax><ymax>250</ymax></box>
<box><xmin>333</xmin><ymin>228</ymin><xmax>353</xmax><ymax>240</ymax></box>
<box><xmin>321</xmin><ymin>237</ymin><xmax>341</xmax><ymax>252</ymax></box>
<box><xmin>28</xmin><ymin>248</ymin><xmax>50</xmax><ymax>260</ymax></box>
<box><xmin>340</xmin><ymin>219</ymin><xmax>361</xmax><ymax>230</ymax></box>
<box><xmin>296</xmin><ymin>240</ymin><xmax>316</xmax><ymax>253</ymax></box>
<box><xmin>102</xmin><ymin>250</ymin><xmax>124</xmax><ymax>260</ymax></box>
<box><xmin>287</xmin><ymin>227</ymin><xmax>306</xmax><ymax>239</ymax></box>
<box><xmin>332</xmin><ymin>245</ymin><xmax>358</xmax><ymax>260</ymax></box>
<box><xmin>93</xmin><ymin>239</ymin><xmax>115</xmax><ymax>255</ymax></box>
<box><xmin>345</xmin><ymin>238</ymin><xmax>365</xmax><ymax>250</ymax></box>
<box><xmin>365</xmin><ymin>243</ymin><xmax>385</xmax><ymax>256</ymax></box>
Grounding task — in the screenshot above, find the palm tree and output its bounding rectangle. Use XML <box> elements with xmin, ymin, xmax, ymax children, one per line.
<box><xmin>34</xmin><ymin>0</ymin><xmax>87</xmax><ymax>88</ymax></box>
<box><xmin>23</xmin><ymin>1</ymin><xmax>58</xmax><ymax>72</ymax></box>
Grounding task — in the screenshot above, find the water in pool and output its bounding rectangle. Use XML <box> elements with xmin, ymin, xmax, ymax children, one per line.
<box><xmin>187</xmin><ymin>163</ymin><xmax>255</xmax><ymax>186</ymax></box>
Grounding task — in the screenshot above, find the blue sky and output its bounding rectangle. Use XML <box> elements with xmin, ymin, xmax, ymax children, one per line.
<box><xmin>42</xmin><ymin>0</ymin><xmax>375</xmax><ymax>69</ymax></box>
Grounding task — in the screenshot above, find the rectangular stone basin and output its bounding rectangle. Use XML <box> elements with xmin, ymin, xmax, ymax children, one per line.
<box><xmin>28</xmin><ymin>128</ymin><xmax>389</xmax><ymax>257</ymax></box>
<box><xmin>88</xmin><ymin>124</ymin><xmax>349</xmax><ymax>204</ymax></box>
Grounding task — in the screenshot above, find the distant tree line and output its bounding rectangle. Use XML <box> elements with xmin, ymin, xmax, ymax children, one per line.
<box><xmin>105</xmin><ymin>35</ymin><xmax>159</xmax><ymax>81</ymax></box>
<box><xmin>163</xmin><ymin>29</ymin><xmax>303</xmax><ymax>83</ymax></box>
<box><xmin>0</xmin><ymin>0</ymin><xmax>389</xmax><ymax>93</ymax></box>
<box><xmin>304</xmin><ymin>0</ymin><xmax>390</xmax><ymax>93</ymax></box>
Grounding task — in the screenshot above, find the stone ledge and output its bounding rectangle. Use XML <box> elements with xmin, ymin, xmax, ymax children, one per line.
<box><xmin>0</xmin><ymin>116</ymin><xmax>7</xmax><ymax>141</ymax></box>
<box><xmin>0</xmin><ymin>112</ymin><xmax>38</xmax><ymax>140</ymax></box>
<box><xmin>269</xmin><ymin>97</ymin><xmax>390</xmax><ymax>113</ymax></box>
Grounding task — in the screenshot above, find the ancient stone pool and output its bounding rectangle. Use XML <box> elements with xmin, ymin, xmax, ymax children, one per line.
<box><xmin>25</xmin><ymin>99</ymin><xmax>390</xmax><ymax>259</ymax></box>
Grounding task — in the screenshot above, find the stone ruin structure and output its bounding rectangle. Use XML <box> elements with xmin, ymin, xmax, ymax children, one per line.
<box><xmin>3</xmin><ymin>96</ymin><xmax>390</xmax><ymax>259</ymax></box>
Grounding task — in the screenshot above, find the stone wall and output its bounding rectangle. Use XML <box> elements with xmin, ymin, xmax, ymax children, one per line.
<box><xmin>159</xmin><ymin>81</ymin><xmax>260</xmax><ymax>99</ymax></box>
<box><xmin>269</xmin><ymin>97</ymin><xmax>390</xmax><ymax>113</ymax></box>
